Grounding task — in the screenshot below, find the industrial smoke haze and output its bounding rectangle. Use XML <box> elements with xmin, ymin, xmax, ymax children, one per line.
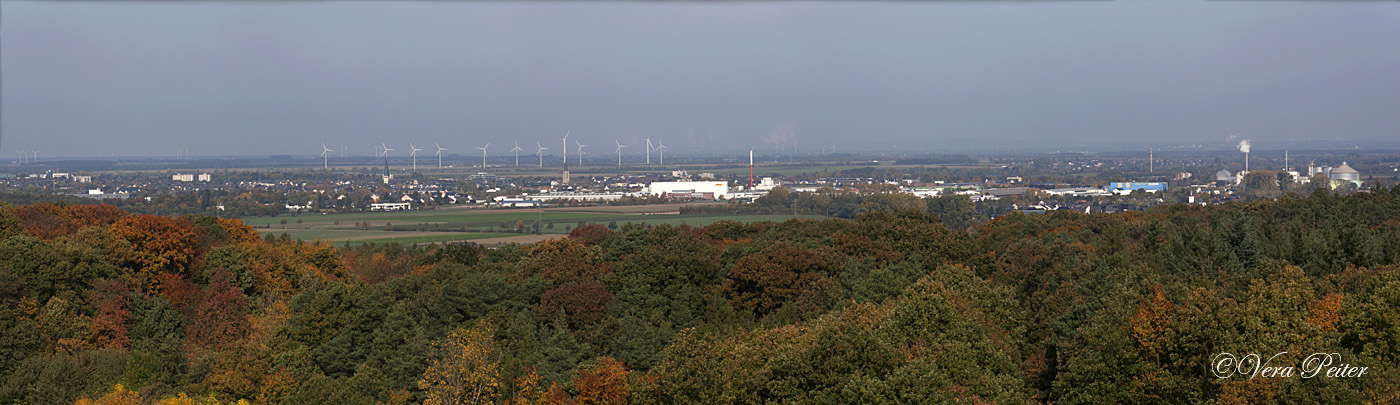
<box><xmin>1</xmin><ymin>2</ymin><xmax>1398</xmax><ymax>156</ymax></box>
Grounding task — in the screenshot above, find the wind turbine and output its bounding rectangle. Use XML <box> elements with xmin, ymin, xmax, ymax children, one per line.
<box><xmin>381</xmin><ymin>143</ymin><xmax>394</xmax><ymax>158</ymax></box>
<box><xmin>18</xmin><ymin>151</ymin><xmax>27</xmax><ymax>164</ymax></box>
<box><xmin>320</xmin><ymin>143</ymin><xmax>334</xmax><ymax>169</ymax></box>
<box><xmin>656</xmin><ymin>142</ymin><xmax>668</xmax><ymax>166</ymax></box>
<box><xmin>409</xmin><ymin>143</ymin><xmax>423</xmax><ymax>171</ymax></box>
<box><xmin>562</xmin><ymin>131</ymin><xmax>570</xmax><ymax>167</ymax></box>
<box><xmin>511</xmin><ymin>141</ymin><xmax>524</xmax><ymax>168</ymax></box>
<box><xmin>436</xmin><ymin>143</ymin><xmax>447</xmax><ymax>168</ymax></box>
<box><xmin>476</xmin><ymin>143</ymin><xmax>490</xmax><ymax>170</ymax></box>
<box><xmin>614</xmin><ymin>140</ymin><xmax>627</xmax><ymax>167</ymax></box>
<box><xmin>576</xmin><ymin>141</ymin><xmax>587</xmax><ymax>166</ymax></box>
<box><xmin>536</xmin><ymin>142</ymin><xmax>549</xmax><ymax>168</ymax></box>
<box><xmin>645</xmin><ymin>138</ymin><xmax>652</xmax><ymax>164</ymax></box>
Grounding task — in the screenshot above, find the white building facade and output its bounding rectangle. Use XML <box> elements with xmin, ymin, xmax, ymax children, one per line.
<box><xmin>644</xmin><ymin>181</ymin><xmax>731</xmax><ymax>200</ymax></box>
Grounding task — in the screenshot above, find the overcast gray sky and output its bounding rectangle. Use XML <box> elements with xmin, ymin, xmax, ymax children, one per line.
<box><xmin>2</xmin><ymin>1</ymin><xmax>1397</xmax><ymax>158</ymax></box>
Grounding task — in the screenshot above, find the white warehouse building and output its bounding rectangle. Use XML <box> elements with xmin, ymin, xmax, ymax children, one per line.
<box><xmin>643</xmin><ymin>181</ymin><xmax>731</xmax><ymax>200</ymax></box>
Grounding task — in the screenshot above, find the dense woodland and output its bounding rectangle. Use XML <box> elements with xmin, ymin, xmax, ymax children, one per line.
<box><xmin>1</xmin><ymin>186</ymin><xmax>1398</xmax><ymax>404</ymax></box>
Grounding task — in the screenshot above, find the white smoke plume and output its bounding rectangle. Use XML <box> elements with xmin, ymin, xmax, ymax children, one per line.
<box><xmin>1237</xmin><ymin>139</ymin><xmax>1251</xmax><ymax>154</ymax></box>
<box><xmin>766</xmin><ymin>123</ymin><xmax>796</xmax><ymax>146</ymax></box>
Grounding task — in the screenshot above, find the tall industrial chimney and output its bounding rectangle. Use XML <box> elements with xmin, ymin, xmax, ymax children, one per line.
<box><xmin>1237</xmin><ymin>139</ymin><xmax>1251</xmax><ymax>174</ymax></box>
<box><xmin>749</xmin><ymin>149</ymin><xmax>754</xmax><ymax>189</ymax></box>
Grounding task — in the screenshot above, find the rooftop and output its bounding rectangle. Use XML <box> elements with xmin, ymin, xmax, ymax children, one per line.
<box><xmin>1332</xmin><ymin>162</ymin><xmax>1358</xmax><ymax>174</ymax></box>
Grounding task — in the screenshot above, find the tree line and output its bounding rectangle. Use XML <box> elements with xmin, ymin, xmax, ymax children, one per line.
<box><xmin>0</xmin><ymin>186</ymin><xmax>1397</xmax><ymax>403</ymax></box>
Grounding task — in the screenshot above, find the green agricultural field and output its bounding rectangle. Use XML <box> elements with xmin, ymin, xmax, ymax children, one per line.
<box><xmin>338</xmin><ymin>233</ymin><xmax>513</xmax><ymax>247</ymax></box>
<box><xmin>244</xmin><ymin>210</ymin><xmax>628</xmax><ymax>229</ymax></box>
<box><xmin>606</xmin><ymin>214</ymin><xmax>827</xmax><ymax>229</ymax></box>
<box><xmin>244</xmin><ymin>206</ymin><xmax>827</xmax><ymax>244</ymax></box>
<box><xmin>254</xmin><ymin>229</ymin><xmax>390</xmax><ymax>240</ymax></box>
<box><xmin>256</xmin><ymin>228</ymin><xmax>511</xmax><ymax>245</ymax></box>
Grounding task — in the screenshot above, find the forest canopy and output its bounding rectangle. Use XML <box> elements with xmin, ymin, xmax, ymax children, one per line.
<box><xmin>1</xmin><ymin>187</ymin><xmax>1398</xmax><ymax>404</ymax></box>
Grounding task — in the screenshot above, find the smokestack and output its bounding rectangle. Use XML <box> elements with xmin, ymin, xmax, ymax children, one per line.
<box><xmin>749</xmin><ymin>149</ymin><xmax>754</xmax><ymax>189</ymax></box>
<box><xmin>1149</xmin><ymin>148</ymin><xmax>1153</xmax><ymax>173</ymax></box>
<box><xmin>1237</xmin><ymin>139</ymin><xmax>1251</xmax><ymax>173</ymax></box>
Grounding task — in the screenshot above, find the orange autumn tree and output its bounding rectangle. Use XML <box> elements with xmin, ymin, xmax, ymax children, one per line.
<box><xmin>110</xmin><ymin>215</ymin><xmax>199</xmax><ymax>289</ymax></box>
<box><xmin>64</xmin><ymin>204</ymin><xmax>129</xmax><ymax>229</ymax></box>
<box><xmin>231</xmin><ymin>240</ymin><xmax>347</xmax><ymax>293</ymax></box>
<box><xmin>12</xmin><ymin>203</ymin><xmax>130</xmax><ymax>242</ymax></box>
<box><xmin>216</xmin><ymin>217</ymin><xmax>260</xmax><ymax>244</ymax></box>
<box><xmin>1130</xmin><ymin>286</ymin><xmax>1175</xmax><ymax>362</ymax></box>
<box><xmin>1306</xmin><ymin>292</ymin><xmax>1344</xmax><ymax>332</ymax></box>
<box><xmin>529</xmin><ymin>357</ymin><xmax>632</xmax><ymax>405</ymax></box>
<box><xmin>12</xmin><ymin>203</ymin><xmax>75</xmax><ymax>241</ymax></box>
<box><xmin>572</xmin><ymin>357</ymin><xmax>632</xmax><ymax>405</ymax></box>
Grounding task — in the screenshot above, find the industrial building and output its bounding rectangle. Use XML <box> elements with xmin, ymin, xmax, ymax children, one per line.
<box><xmin>1329</xmin><ymin>162</ymin><xmax>1361</xmax><ymax>187</ymax></box>
<box><xmin>906</xmin><ymin>187</ymin><xmax>943</xmax><ymax>197</ymax></box>
<box><xmin>643</xmin><ymin>181</ymin><xmax>731</xmax><ymax>200</ymax></box>
<box><xmin>1108</xmin><ymin>182</ymin><xmax>1167</xmax><ymax>193</ymax></box>
<box><xmin>1044</xmin><ymin>187</ymin><xmax>1110</xmax><ymax>197</ymax></box>
<box><xmin>1215</xmin><ymin>170</ymin><xmax>1235</xmax><ymax>186</ymax></box>
<box><xmin>983</xmin><ymin>187</ymin><xmax>1030</xmax><ymax>197</ymax></box>
<box><xmin>172</xmin><ymin>173</ymin><xmax>211</xmax><ymax>182</ymax></box>
<box><xmin>730</xmin><ymin>190</ymin><xmax>768</xmax><ymax>201</ymax></box>
<box><xmin>496</xmin><ymin>199</ymin><xmax>543</xmax><ymax>208</ymax></box>
<box><xmin>528</xmin><ymin>192</ymin><xmax>625</xmax><ymax>202</ymax></box>
<box><xmin>753</xmin><ymin>177</ymin><xmax>781</xmax><ymax>190</ymax></box>
<box><xmin>370</xmin><ymin>202</ymin><xmax>412</xmax><ymax>211</ymax></box>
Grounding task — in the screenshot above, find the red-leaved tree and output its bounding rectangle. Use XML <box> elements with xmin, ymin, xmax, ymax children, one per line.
<box><xmin>184</xmin><ymin>268</ymin><xmax>250</xmax><ymax>351</ymax></box>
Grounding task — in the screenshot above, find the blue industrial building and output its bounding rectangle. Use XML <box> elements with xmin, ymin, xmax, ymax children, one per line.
<box><xmin>1109</xmin><ymin>182</ymin><xmax>1168</xmax><ymax>193</ymax></box>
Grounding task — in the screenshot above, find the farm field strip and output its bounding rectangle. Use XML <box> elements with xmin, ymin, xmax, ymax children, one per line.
<box><xmin>338</xmin><ymin>233</ymin><xmax>518</xmax><ymax>246</ymax></box>
<box><xmin>248</xmin><ymin>209</ymin><xmax>827</xmax><ymax>244</ymax></box>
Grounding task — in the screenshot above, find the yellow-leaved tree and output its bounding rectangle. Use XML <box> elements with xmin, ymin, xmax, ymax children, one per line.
<box><xmin>73</xmin><ymin>384</ymin><xmax>140</xmax><ymax>405</ymax></box>
<box><xmin>418</xmin><ymin>322</ymin><xmax>502</xmax><ymax>405</ymax></box>
<box><xmin>153</xmin><ymin>393</ymin><xmax>250</xmax><ymax>405</ymax></box>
